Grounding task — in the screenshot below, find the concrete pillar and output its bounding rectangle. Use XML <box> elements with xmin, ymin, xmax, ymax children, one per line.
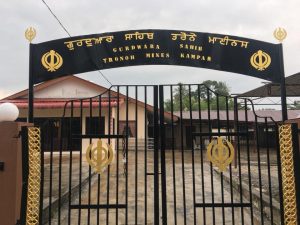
<box><xmin>0</xmin><ymin>122</ymin><xmax>31</xmax><ymax>225</ymax></box>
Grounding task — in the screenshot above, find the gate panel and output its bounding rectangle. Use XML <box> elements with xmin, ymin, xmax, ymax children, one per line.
<box><xmin>27</xmin><ymin>83</ymin><xmax>299</xmax><ymax>225</ymax></box>
<box><xmin>159</xmin><ymin>84</ymin><xmax>285</xmax><ymax>225</ymax></box>
<box><xmin>36</xmin><ymin>85</ymin><xmax>160</xmax><ymax>225</ymax></box>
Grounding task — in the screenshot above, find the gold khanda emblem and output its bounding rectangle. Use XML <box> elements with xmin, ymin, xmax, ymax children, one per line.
<box><xmin>41</xmin><ymin>50</ymin><xmax>63</xmax><ymax>72</ymax></box>
<box><xmin>207</xmin><ymin>137</ymin><xmax>234</xmax><ymax>172</ymax></box>
<box><xmin>250</xmin><ymin>50</ymin><xmax>271</xmax><ymax>71</ymax></box>
<box><xmin>86</xmin><ymin>139</ymin><xmax>114</xmax><ymax>174</ymax></box>
<box><xmin>25</xmin><ymin>27</ymin><xmax>36</xmax><ymax>43</ymax></box>
<box><xmin>273</xmin><ymin>27</ymin><xmax>287</xmax><ymax>42</ymax></box>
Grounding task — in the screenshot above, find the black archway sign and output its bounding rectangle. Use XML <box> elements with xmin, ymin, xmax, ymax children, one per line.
<box><xmin>27</xmin><ymin>29</ymin><xmax>287</xmax><ymax>122</ymax></box>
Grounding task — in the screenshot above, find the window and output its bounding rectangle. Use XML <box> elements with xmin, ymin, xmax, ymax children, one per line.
<box><xmin>23</xmin><ymin>117</ymin><xmax>82</xmax><ymax>151</ymax></box>
<box><xmin>86</xmin><ymin>117</ymin><xmax>105</xmax><ymax>135</ymax></box>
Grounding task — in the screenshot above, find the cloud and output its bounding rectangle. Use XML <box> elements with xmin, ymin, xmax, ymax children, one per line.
<box><xmin>0</xmin><ymin>0</ymin><xmax>299</xmax><ymax>98</ymax></box>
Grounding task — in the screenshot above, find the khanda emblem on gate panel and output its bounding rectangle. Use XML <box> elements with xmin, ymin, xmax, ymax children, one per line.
<box><xmin>41</xmin><ymin>50</ymin><xmax>63</xmax><ymax>72</ymax></box>
<box><xmin>250</xmin><ymin>50</ymin><xmax>271</xmax><ymax>71</ymax></box>
<box><xmin>86</xmin><ymin>139</ymin><xmax>114</xmax><ymax>174</ymax></box>
<box><xmin>207</xmin><ymin>137</ymin><xmax>234</xmax><ymax>172</ymax></box>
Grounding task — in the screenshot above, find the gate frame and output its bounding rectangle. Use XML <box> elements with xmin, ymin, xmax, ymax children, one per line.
<box><xmin>20</xmin><ymin>84</ymin><xmax>300</xmax><ymax>225</ymax></box>
<box><xmin>22</xmin><ymin>29</ymin><xmax>297</xmax><ymax>224</ymax></box>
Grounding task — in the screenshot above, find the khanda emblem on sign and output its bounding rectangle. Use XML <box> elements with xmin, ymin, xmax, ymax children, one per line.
<box><xmin>86</xmin><ymin>139</ymin><xmax>114</xmax><ymax>174</ymax></box>
<box><xmin>207</xmin><ymin>137</ymin><xmax>234</xmax><ymax>172</ymax></box>
<box><xmin>41</xmin><ymin>50</ymin><xmax>63</xmax><ymax>72</ymax></box>
<box><xmin>250</xmin><ymin>50</ymin><xmax>271</xmax><ymax>71</ymax></box>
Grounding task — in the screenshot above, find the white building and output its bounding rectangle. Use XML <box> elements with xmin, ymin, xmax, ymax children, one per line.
<box><xmin>1</xmin><ymin>75</ymin><xmax>151</xmax><ymax>151</ymax></box>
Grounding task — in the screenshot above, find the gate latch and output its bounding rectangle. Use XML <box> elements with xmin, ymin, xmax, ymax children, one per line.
<box><xmin>0</xmin><ymin>161</ymin><xmax>4</xmax><ymax>171</ymax></box>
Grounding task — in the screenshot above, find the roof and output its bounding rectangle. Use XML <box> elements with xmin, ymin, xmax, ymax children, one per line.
<box><xmin>0</xmin><ymin>75</ymin><xmax>120</xmax><ymax>109</ymax></box>
<box><xmin>238</xmin><ymin>72</ymin><xmax>300</xmax><ymax>97</ymax></box>
<box><xmin>0</xmin><ymin>75</ymin><xmax>177</xmax><ymax>120</ymax></box>
<box><xmin>173</xmin><ymin>110</ymin><xmax>300</xmax><ymax>122</ymax></box>
<box><xmin>1</xmin><ymin>75</ymin><xmax>110</xmax><ymax>100</ymax></box>
<box><xmin>5</xmin><ymin>99</ymin><xmax>123</xmax><ymax>109</ymax></box>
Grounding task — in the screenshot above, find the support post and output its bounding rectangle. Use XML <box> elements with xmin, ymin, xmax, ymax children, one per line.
<box><xmin>278</xmin><ymin>44</ymin><xmax>288</xmax><ymax>121</ymax></box>
<box><xmin>28</xmin><ymin>44</ymin><xmax>34</xmax><ymax>123</ymax></box>
<box><xmin>278</xmin><ymin>123</ymin><xmax>300</xmax><ymax>224</ymax></box>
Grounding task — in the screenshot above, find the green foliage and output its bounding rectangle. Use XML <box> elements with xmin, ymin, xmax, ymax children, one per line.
<box><xmin>164</xmin><ymin>80</ymin><xmax>234</xmax><ymax>111</ymax></box>
<box><xmin>288</xmin><ymin>101</ymin><xmax>300</xmax><ymax>110</ymax></box>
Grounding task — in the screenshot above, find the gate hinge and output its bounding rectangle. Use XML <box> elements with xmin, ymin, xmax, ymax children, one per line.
<box><xmin>0</xmin><ymin>161</ymin><xmax>4</xmax><ymax>171</ymax></box>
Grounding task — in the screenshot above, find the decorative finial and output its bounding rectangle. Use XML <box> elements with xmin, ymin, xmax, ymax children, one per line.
<box><xmin>25</xmin><ymin>27</ymin><xmax>36</xmax><ymax>43</ymax></box>
<box><xmin>273</xmin><ymin>27</ymin><xmax>287</xmax><ymax>42</ymax></box>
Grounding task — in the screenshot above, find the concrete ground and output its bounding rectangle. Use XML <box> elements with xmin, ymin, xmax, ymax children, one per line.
<box><xmin>41</xmin><ymin>148</ymin><xmax>280</xmax><ymax>225</ymax></box>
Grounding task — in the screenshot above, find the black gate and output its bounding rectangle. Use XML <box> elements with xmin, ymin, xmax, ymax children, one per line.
<box><xmin>24</xmin><ymin>84</ymin><xmax>291</xmax><ymax>224</ymax></box>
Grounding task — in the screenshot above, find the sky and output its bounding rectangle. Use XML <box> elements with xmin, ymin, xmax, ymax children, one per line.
<box><xmin>0</xmin><ymin>0</ymin><xmax>299</xmax><ymax>101</ymax></box>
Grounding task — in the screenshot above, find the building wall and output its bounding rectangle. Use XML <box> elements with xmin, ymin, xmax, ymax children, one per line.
<box><xmin>118</xmin><ymin>102</ymin><xmax>146</xmax><ymax>139</ymax></box>
<box><xmin>18</xmin><ymin>102</ymin><xmax>147</xmax><ymax>151</ymax></box>
<box><xmin>31</xmin><ymin>78</ymin><xmax>108</xmax><ymax>99</ymax></box>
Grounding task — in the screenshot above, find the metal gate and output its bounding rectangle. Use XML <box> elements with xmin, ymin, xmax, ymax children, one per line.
<box><xmin>21</xmin><ymin>84</ymin><xmax>300</xmax><ymax>225</ymax></box>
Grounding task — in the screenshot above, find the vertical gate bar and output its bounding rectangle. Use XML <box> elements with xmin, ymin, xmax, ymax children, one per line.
<box><xmin>39</xmin><ymin>125</ymin><xmax>45</xmax><ymax>224</ymax></box>
<box><xmin>88</xmin><ymin>98</ymin><xmax>92</xmax><ymax>225</ymax></box>
<box><xmin>58</xmin><ymin>117</ymin><xmax>64</xmax><ymax>225</ymax></box>
<box><xmin>244</xmin><ymin>100</ymin><xmax>254</xmax><ymax>224</ymax></box>
<box><xmin>275</xmin><ymin>126</ymin><xmax>285</xmax><ymax>225</ymax></box>
<box><xmin>264</xmin><ymin>118</ymin><xmax>274</xmax><ymax>224</ymax></box>
<box><xmin>97</xmin><ymin>95</ymin><xmax>102</xmax><ymax>225</ymax></box>
<box><xmin>197</xmin><ymin>85</ymin><xmax>206</xmax><ymax>225</ymax></box>
<box><xmin>125</xmin><ymin>86</ymin><xmax>129</xmax><ymax>225</ymax></box>
<box><xmin>68</xmin><ymin>101</ymin><xmax>74</xmax><ymax>225</ymax></box>
<box><xmin>207</xmin><ymin>88</ymin><xmax>216</xmax><ymax>225</ymax></box>
<box><xmin>20</xmin><ymin>127</ymin><xmax>29</xmax><ymax>225</ymax></box>
<box><xmin>234</xmin><ymin>97</ymin><xmax>245</xmax><ymax>223</ymax></box>
<box><xmin>291</xmin><ymin>123</ymin><xmax>300</xmax><ymax>222</ymax></box>
<box><xmin>116</xmin><ymin>87</ymin><xmax>120</xmax><ymax>225</ymax></box>
<box><xmin>171</xmin><ymin>85</ymin><xmax>178</xmax><ymax>225</ymax></box>
<box><xmin>135</xmin><ymin>86</ymin><xmax>138</xmax><ymax>225</ymax></box>
<box><xmin>78</xmin><ymin>100</ymin><xmax>83</xmax><ymax>224</ymax></box>
<box><xmin>216</xmin><ymin>95</ymin><xmax>225</xmax><ymax>225</ymax></box>
<box><xmin>48</xmin><ymin>120</ymin><xmax>54</xmax><ymax>225</ymax></box>
<box><xmin>254</xmin><ymin>114</ymin><xmax>264</xmax><ymax>224</ymax></box>
<box><xmin>144</xmin><ymin>86</ymin><xmax>148</xmax><ymax>224</ymax></box>
<box><xmin>159</xmin><ymin>85</ymin><xmax>168</xmax><ymax>225</ymax></box>
<box><xmin>153</xmin><ymin>85</ymin><xmax>160</xmax><ymax>225</ymax></box>
<box><xmin>179</xmin><ymin>84</ymin><xmax>187</xmax><ymax>225</ymax></box>
<box><xmin>107</xmin><ymin>90</ymin><xmax>112</xmax><ymax>225</ymax></box>
<box><xmin>188</xmin><ymin>85</ymin><xmax>196</xmax><ymax>225</ymax></box>
<box><xmin>226</xmin><ymin>97</ymin><xmax>235</xmax><ymax>224</ymax></box>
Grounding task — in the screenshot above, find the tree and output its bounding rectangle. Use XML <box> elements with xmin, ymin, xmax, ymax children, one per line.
<box><xmin>288</xmin><ymin>101</ymin><xmax>300</xmax><ymax>110</ymax></box>
<box><xmin>199</xmin><ymin>80</ymin><xmax>230</xmax><ymax>98</ymax></box>
<box><xmin>164</xmin><ymin>80</ymin><xmax>234</xmax><ymax>112</ymax></box>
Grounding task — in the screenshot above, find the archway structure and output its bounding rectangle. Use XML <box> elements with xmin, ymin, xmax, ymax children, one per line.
<box><xmin>28</xmin><ymin>29</ymin><xmax>286</xmax><ymax>122</ymax></box>
<box><xmin>20</xmin><ymin>29</ymin><xmax>300</xmax><ymax>225</ymax></box>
